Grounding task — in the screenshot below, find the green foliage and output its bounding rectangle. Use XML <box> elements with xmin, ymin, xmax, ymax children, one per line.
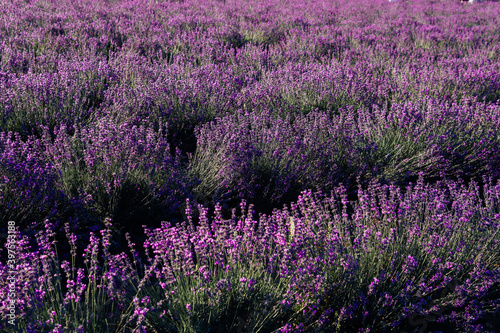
<box><xmin>137</xmin><ymin>260</ymin><xmax>297</xmax><ymax>333</ymax></box>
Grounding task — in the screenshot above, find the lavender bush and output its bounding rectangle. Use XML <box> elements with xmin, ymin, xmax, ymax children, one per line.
<box><xmin>0</xmin><ymin>132</ymin><xmax>61</xmax><ymax>228</ymax></box>
<box><xmin>0</xmin><ymin>218</ymin><xmax>143</xmax><ymax>332</ymax></box>
<box><xmin>190</xmin><ymin>109</ymin><xmax>372</xmax><ymax>208</ymax></box>
<box><xmin>39</xmin><ymin>117</ymin><xmax>194</xmax><ymax>243</ymax></box>
<box><xmin>356</xmin><ymin>99</ymin><xmax>500</xmax><ymax>185</ymax></box>
<box><xmin>0</xmin><ymin>58</ymin><xmax>115</xmax><ymax>139</ymax></box>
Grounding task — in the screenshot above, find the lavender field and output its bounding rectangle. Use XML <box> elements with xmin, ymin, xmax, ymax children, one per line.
<box><xmin>1</xmin><ymin>0</ymin><xmax>500</xmax><ymax>331</ymax></box>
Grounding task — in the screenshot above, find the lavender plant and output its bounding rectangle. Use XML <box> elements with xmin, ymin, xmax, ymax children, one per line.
<box><xmin>0</xmin><ymin>57</ymin><xmax>117</xmax><ymax>139</ymax></box>
<box><xmin>130</xmin><ymin>201</ymin><xmax>304</xmax><ymax>332</ymax></box>
<box><xmin>356</xmin><ymin>99</ymin><xmax>500</xmax><ymax>186</ymax></box>
<box><xmin>190</xmin><ymin>110</ymin><xmax>372</xmax><ymax>210</ymax></box>
<box><xmin>0</xmin><ymin>132</ymin><xmax>60</xmax><ymax>229</ymax></box>
<box><xmin>0</xmin><ymin>218</ymin><xmax>145</xmax><ymax>333</ymax></box>
<box><xmin>293</xmin><ymin>176</ymin><xmax>500</xmax><ymax>332</ymax></box>
<box><xmin>40</xmin><ymin>117</ymin><xmax>193</xmax><ymax>240</ymax></box>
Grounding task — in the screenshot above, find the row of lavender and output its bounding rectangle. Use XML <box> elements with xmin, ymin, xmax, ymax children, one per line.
<box><xmin>2</xmin><ymin>98</ymin><xmax>500</xmax><ymax>232</ymax></box>
<box><xmin>1</xmin><ymin>0</ymin><xmax>500</xmax><ymax>138</ymax></box>
<box><xmin>0</xmin><ymin>0</ymin><xmax>500</xmax><ymax>331</ymax></box>
<box><xmin>1</xmin><ymin>176</ymin><xmax>499</xmax><ymax>331</ymax></box>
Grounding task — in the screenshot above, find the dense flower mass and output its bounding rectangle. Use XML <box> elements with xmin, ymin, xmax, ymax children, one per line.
<box><xmin>2</xmin><ymin>177</ymin><xmax>500</xmax><ymax>332</ymax></box>
<box><xmin>1</xmin><ymin>0</ymin><xmax>500</xmax><ymax>331</ymax></box>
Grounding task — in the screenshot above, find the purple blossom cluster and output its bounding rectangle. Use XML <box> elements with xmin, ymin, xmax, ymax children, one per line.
<box><xmin>1</xmin><ymin>117</ymin><xmax>193</xmax><ymax>252</ymax></box>
<box><xmin>191</xmin><ymin>109</ymin><xmax>372</xmax><ymax>208</ymax></box>
<box><xmin>0</xmin><ymin>132</ymin><xmax>61</xmax><ymax>227</ymax></box>
<box><xmin>1</xmin><ymin>0</ymin><xmax>500</xmax><ymax>331</ymax></box>
<box><xmin>40</xmin><ymin>117</ymin><xmax>191</xmax><ymax>223</ymax></box>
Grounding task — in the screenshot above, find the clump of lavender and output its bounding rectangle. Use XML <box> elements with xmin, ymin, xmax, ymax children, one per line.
<box><xmin>41</xmin><ymin>117</ymin><xmax>193</xmax><ymax>232</ymax></box>
<box><xmin>0</xmin><ymin>58</ymin><xmax>117</xmax><ymax>139</ymax></box>
<box><xmin>134</xmin><ymin>200</ymin><xmax>304</xmax><ymax>332</ymax></box>
<box><xmin>356</xmin><ymin>98</ymin><xmax>500</xmax><ymax>186</ymax></box>
<box><xmin>0</xmin><ymin>219</ymin><xmax>142</xmax><ymax>332</ymax></box>
<box><xmin>190</xmin><ymin>100</ymin><xmax>500</xmax><ymax>211</ymax></box>
<box><xmin>0</xmin><ymin>131</ymin><xmax>61</xmax><ymax>230</ymax></box>
<box><xmin>292</xmin><ymin>175</ymin><xmax>500</xmax><ymax>332</ymax></box>
<box><xmin>189</xmin><ymin>109</ymin><xmax>371</xmax><ymax>209</ymax></box>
